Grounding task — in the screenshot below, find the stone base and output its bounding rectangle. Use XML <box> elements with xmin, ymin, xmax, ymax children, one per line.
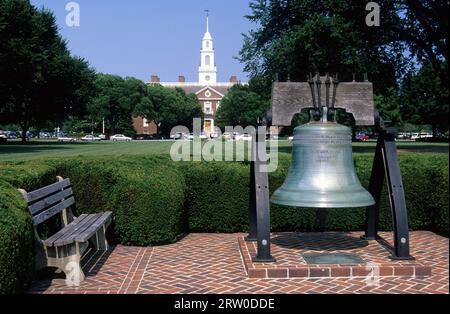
<box><xmin>238</xmin><ymin>232</ymin><xmax>433</xmax><ymax>279</ymax></box>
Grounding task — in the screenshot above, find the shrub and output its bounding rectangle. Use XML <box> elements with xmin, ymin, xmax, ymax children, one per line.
<box><xmin>109</xmin><ymin>157</ymin><xmax>186</xmax><ymax>246</ymax></box>
<box><xmin>181</xmin><ymin>154</ymin><xmax>449</xmax><ymax>235</ymax></box>
<box><xmin>181</xmin><ymin>162</ymin><xmax>250</xmax><ymax>233</ymax></box>
<box><xmin>49</xmin><ymin>156</ymin><xmax>187</xmax><ymax>245</ymax></box>
<box><xmin>0</xmin><ymin>181</ymin><xmax>34</xmax><ymax>294</ymax></box>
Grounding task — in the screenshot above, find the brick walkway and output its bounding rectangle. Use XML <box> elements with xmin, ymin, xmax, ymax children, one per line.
<box><xmin>28</xmin><ymin>231</ymin><xmax>448</xmax><ymax>294</ymax></box>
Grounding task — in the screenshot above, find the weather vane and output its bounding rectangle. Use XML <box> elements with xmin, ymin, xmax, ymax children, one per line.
<box><xmin>205</xmin><ymin>9</ymin><xmax>210</xmax><ymax>17</ymax></box>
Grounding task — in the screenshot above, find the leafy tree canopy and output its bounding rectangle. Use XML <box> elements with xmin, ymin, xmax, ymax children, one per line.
<box><xmin>0</xmin><ymin>0</ymin><xmax>96</xmax><ymax>141</ymax></box>
<box><xmin>134</xmin><ymin>84</ymin><xmax>203</xmax><ymax>136</ymax></box>
<box><xmin>216</xmin><ymin>78</ymin><xmax>271</xmax><ymax>128</ymax></box>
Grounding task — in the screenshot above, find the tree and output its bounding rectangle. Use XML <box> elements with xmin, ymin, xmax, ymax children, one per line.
<box><xmin>401</xmin><ymin>61</ymin><xmax>449</xmax><ymax>137</ymax></box>
<box><xmin>374</xmin><ymin>88</ymin><xmax>402</xmax><ymax>127</ymax></box>
<box><xmin>88</xmin><ymin>74</ymin><xmax>150</xmax><ymax>136</ymax></box>
<box><xmin>0</xmin><ymin>0</ymin><xmax>96</xmax><ymax>142</ymax></box>
<box><xmin>216</xmin><ymin>78</ymin><xmax>271</xmax><ymax>128</ymax></box>
<box><xmin>134</xmin><ymin>85</ymin><xmax>203</xmax><ymax>136</ymax></box>
<box><xmin>239</xmin><ymin>0</ymin><xmax>404</xmax><ymax>94</ymax></box>
<box><xmin>396</xmin><ymin>0</ymin><xmax>449</xmax><ymax>85</ymax></box>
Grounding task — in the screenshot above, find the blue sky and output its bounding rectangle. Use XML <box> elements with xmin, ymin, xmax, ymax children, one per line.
<box><xmin>31</xmin><ymin>0</ymin><xmax>255</xmax><ymax>82</ymax></box>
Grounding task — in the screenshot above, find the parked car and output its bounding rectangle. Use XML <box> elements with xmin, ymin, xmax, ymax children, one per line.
<box><xmin>237</xmin><ymin>134</ymin><xmax>253</xmax><ymax>142</ymax></box>
<box><xmin>81</xmin><ymin>135</ymin><xmax>101</xmax><ymax>142</ymax></box>
<box><xmin>58</xmin><ymin>136</ymin><xmax>77</xmax><ymax>143</ymax></box>
<box><xmin>170</xmin><ymin>132</ymin><xmax>186</xmax><ymax>140</ymax></box>
<box><xmin>110</xmin><ymin>134</ymin><xmax>132</xmax><ymax>142</ymax></box>
<box><xmin>134</xmin><ymin>134</ymin><xmax>153</xmax><ymax>141</ymax></box>
<box><xmin>222</xmin><ymin>132</ymin><xmax>232</xmax><ymax>140</ymax></box>
<box><xmin>0</xmin><ymin>134</ymin><xmax>6</xmax><ymax>144</ymax></box>
<box><xmin>355</xmin><ymin>133</ymin><xmax>369</xmax><ymax>142</ymax></box>
<box><xmin>99</xmin><ymin>134</ymin><xmax>108</xmax><ymax>141</ymax></box>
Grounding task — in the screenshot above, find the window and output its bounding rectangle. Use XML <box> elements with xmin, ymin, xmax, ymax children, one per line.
<box><xmin>206</xmin><ymin>41</ymin><xmax>210</xmax><ymax>48</ymax></box>
<box><xmin>205</xmin><ymin>75</ymin><xmax>211</xmax><ymax>81</ymax></box>
<box><xmin>204</xmin><ymin>102</ymin><xmax>212</xmax><ymax>114</ymax></box>
<box><xmin>143</xmin><ymin>118</ymin><xmax>149</xmax><ymax>127</ymax></box>
<box><xmin>205</xmin><ymin>55</ymin><xmax>210</xmax><ymax>66</ymax></box>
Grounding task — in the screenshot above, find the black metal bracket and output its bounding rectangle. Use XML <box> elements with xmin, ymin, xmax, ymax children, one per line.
<box><xmin>362</xmin><ymin>126</ymin><xmax>415</xmax><ymax>260</ymax></box>
<box><xmin>246</xmin><ymin>115</ymin><xmax>276</xmax><ymax>263</ymax></box>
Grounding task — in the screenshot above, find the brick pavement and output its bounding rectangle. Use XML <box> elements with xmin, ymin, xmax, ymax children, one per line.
<box><xmin>28</xmin><ymin>231</ymin><xmax>448</xmax><ymax>294</ymax></box>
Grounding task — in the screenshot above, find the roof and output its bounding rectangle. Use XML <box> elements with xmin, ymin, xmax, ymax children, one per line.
<box><xmin>150</xmin><ymin>83</ymin><xmax>235</xmax><ymax>97</ymax></box>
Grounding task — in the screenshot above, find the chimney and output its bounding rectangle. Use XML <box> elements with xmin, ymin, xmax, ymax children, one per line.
<box><xmin>229</xmin><ymin>76</ymin><xmax>238</xmax><ymax>83</ymax></box>
<box><xmin>151</xmin><ymin>75</ymin><xmax>160</xmax><ymax>83</ymax></box>
<box><xmin>178</xmin><ymin>75</ymin><xmax>186</xmax><ymax>83</ymax></box>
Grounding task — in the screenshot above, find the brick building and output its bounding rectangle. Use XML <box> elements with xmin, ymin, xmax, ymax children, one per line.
<box><xmin>133</xmin><ymin>14</ymin><xmax>245</xmax><ymax>136</ymax></box>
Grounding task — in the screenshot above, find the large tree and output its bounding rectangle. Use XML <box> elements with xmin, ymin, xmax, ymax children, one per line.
<box><xmin>240</xmin><ymin>0</ymin><xmax>449</xmax><ymax>92</ymax></box>
<box><xmin>134</xmin><ymin>85</ymin><xmax>203</xmax><ymax>136</ymax></box>
<box><xmin>0</xmin><ymin>0</ymin><xmax>96</xmax><ymax>142</ymax></box>
<box><xmin>239</xmin><ymin>0</ymin><xmax>405</xmax><ymax>94</ymax></box>
<box><xmin>216</xmin><ymin>78</ymin><xmax>271</xmax><ymax>128</ymax></box>
<box><xmin>88</xmin><ymin>74</ymin><xmax>150</xmax><ymax>136</ymax></box>
<box><xmin>396</xmin><ymin>0</ymin><xmax>449</xmax><ymax>85</ymax></box>
<box><xmin>401</xmin><ymin>61</ymin><xmax>449</xmax><ymax>137</ymax></box>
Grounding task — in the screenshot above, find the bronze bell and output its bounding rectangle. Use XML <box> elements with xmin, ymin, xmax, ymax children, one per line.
<box><xmin>271</xmin><ymin>108</ymin><xmax>375</xmax><ymax>209</ymax></box>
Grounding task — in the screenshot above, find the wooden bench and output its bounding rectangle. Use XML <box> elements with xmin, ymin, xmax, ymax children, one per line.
<box><xmin>19</xmin><ymin>177</ymin><xmax>112</xmax><ymax>284</ymax></box>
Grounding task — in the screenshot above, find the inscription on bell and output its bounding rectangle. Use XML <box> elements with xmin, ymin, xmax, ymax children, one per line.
<box><xmin>295</xmin><ymin>134</ymin><xmax>351</xmax><ymax>145</ymax></box>
<box><xmin>314</xmin><ymin>150</ymin><xmax>334</xmax><ymax>163</ymax></box>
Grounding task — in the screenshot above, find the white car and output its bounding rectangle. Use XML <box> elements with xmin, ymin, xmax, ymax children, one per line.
<box><xmin>222</xmin><ymin>132</ymin><xmax>232</xmax><ymax>140</ymax></box>
<box><xmin>237</xmin><ymin>134</ymin><xmax>253</xmax><ymax>142</ymax></box>
<box><xmin>170</xmin><ymin>132</ymin><xmax>187</xmax><ymax>140</ymax></box>
<box><xmin>111</xmin><ymin>134</ymin><xmax>132</xmax><ymax>142</ymax></box>
<box><xmin>81</xmin><ymin>135</ymin><xmax>101</xmax><ymax>142</ymax></box>
<box><xmin>58</xmin><ymin>137</ymin><xmax>77</xmax><ymax>143</ymax></box>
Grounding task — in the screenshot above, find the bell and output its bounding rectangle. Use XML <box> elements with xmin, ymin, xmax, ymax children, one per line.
<box><xmin>271</xmin><ymin>109</ymin><xmax>375</xmax><ymax>209</ymax></box>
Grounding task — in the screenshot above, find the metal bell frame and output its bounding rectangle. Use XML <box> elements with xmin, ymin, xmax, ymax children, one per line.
<box><xmin>246</xmin><ymin>73</ymin><xmax>414</xmax><ymax>262</ymax></box>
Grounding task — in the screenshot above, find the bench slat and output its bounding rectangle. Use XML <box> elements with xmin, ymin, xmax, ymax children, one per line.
<box><xmin>26</xmin><ymin>179</ymin><xmax>71</xmax><ymax>203</ymax></box>
<box><xmin>75</xmin><ymin>212</ymin><xmax>112</xmax><ymax>243</ymax></box>
<box><xmin>33</xmin><ymin>197</ymin><xmax>75</xmax><ymax>226</ymax></box>
<box><xmin>29</xmin><ymin>188</ymin><xmax>74</xmax><ymax>215</ymax></box>
<box><xmin>43</xmin><ymin>214</ymin><xmax>89</xmax><ymax>247</ymax></box>
<box><xmin>53</xmin><ymin>214</ymin><xmax>103</xmax><ymax>247</ymax></box>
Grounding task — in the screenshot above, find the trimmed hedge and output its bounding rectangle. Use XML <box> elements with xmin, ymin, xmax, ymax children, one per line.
<box><xmin>0</xmin><ymin>162</ymin><xmax>57</xmax><ymax>294</ymax></box>
<box><xmin>183</xmin><ymin>154</ymin><xmax>449</xmax><ymax>235</ymax></box>
<box><xmin>0</xmin><ymin>153</ymin><xmax>448</xmax><ymax>293</ymax></box>
<box><xmin>48</xmin><ymin>156</ymin><xmax>187</xmax><ymax>246</ymax></box>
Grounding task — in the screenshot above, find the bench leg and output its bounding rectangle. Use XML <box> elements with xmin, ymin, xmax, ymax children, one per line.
<box><xmin>94</xmin><ymin>225</ymin><xmax>109</xmax><ymax>251</ymax></box>
<box><xmin>48</xmin><ymin>243</ymin><xmax>86</xmax><ymax>285</ymax></box>
<box><xmin>63</xmin><ymin>254</ymin><xmax>86</xmax><ymax>286</ymax></box>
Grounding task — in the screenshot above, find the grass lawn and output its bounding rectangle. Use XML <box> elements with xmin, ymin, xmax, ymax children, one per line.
<box><xmin>0</xmin><ymin>140</ymin><xmax>448</xmax><ymax>162</ymax></box>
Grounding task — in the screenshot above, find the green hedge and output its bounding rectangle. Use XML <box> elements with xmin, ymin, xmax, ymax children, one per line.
<box><xmin>181</xmin><ymin>154</ymin><xmax>449</xmax><ymax>235</ymax></box>
<box><xmin>48</xmin><ymin>156</ymin><xmax>187</xmax><ymax>246</ymax></box>
<box><xmin>0</xmin><ymin>162</ymin><xmax>57</xmax><ymax>294</ymax></box>
<box><xmin>0</xmin><ymin>153</ymin><xmax>448</xmax><ymax>293</ymax></box>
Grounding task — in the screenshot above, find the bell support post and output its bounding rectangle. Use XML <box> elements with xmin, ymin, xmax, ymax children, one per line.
<box><xmin>247</xmin><ymin>114</ymin><xmax>276</xmax><ymax>263</ymax></box>
<box><xmin>363</xmin><ymin>127</ymin><xmax>414</xmax><ymax>260</ymax></box>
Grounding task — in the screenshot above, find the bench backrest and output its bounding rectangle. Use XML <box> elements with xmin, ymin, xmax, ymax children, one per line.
<box><xmin>21</xmin><ymin>178</ymin><xmax>75</xmax><ymax>226</ymax></box>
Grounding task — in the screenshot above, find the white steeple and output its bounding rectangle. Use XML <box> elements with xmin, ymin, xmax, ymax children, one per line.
<box><xmin>198</xmin><ymin>10</ymin><xmax>217</xmax><ymax>85</ymax></box>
